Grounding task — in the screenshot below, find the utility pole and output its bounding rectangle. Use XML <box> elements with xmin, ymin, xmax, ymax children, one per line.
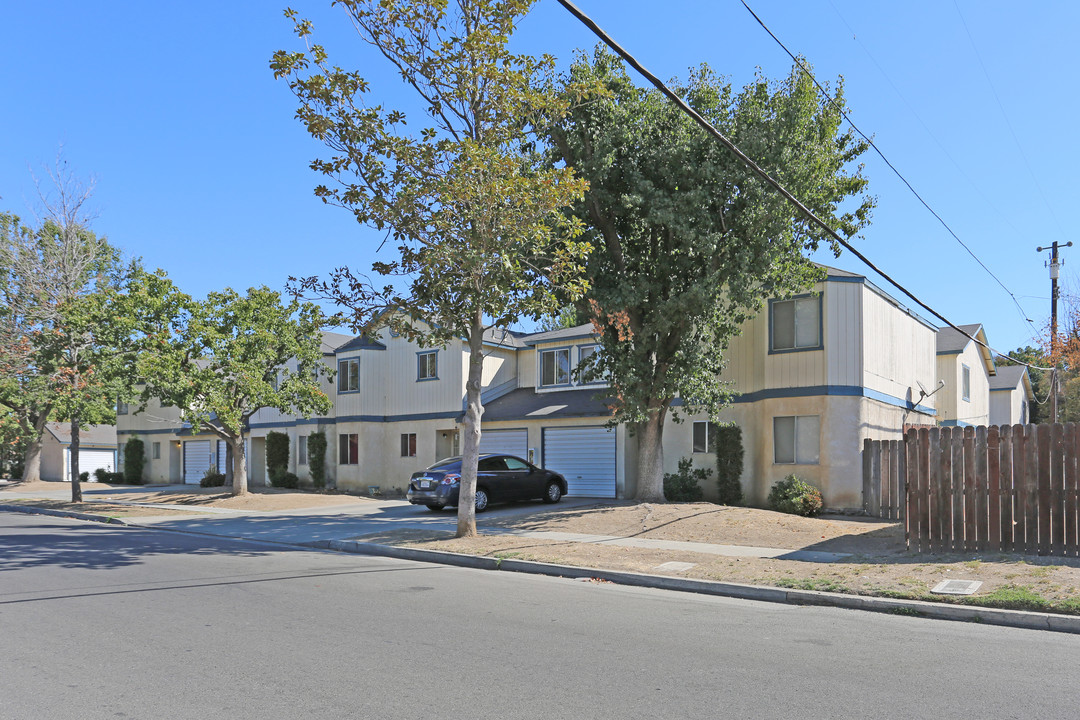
<box><xmin>1037</xmin><ymin>240</ymin><xmax>1073</xmax><ymax>422</ymax></box>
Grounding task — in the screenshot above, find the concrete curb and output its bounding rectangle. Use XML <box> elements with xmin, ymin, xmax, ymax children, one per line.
<box><xmin>5</xmin><ymin>502</ymin><xmax>1078</xmax><ymax>635</ymax></box>
<box><xmin>0</xmin><ymin>503</ymin><xmax>126</xmax><ymax>525</ymax></box>
<box><xmin>307</xmin><ymin>538</ymin><xmax>1080</xmax><ymax>635</ymax></box>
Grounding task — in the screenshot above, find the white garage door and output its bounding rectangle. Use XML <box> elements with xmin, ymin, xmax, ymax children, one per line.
<box><xmin>183</xmin><ymin>440</ymin><xmax>212</xmax><ymax>484</ymax></box>
<box><xmin>543</xmin><ymin>426</ymin><xmax>616</xmax><ymax>498</ymax></box>
<box><xmin>64</xmin><ymin>449</ymin><xmax>116</xmax><ymax>480</ymax></box>
<box><xmin>477</xmin><ymin>429</ymin><xmax>528</xmax><ymax>459</ymax></box>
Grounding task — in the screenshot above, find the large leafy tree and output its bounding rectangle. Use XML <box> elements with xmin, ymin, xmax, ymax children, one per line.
<box><xmin>273</xmin><ymin>0</ymin><xmax>590</xmax><ymax>536</ymax></box>
<box><xmin>548</xmin><ymin>48</ymin><xmax>874</xmax><ymax>502</ymax></box>
<box><xmin>0</xmin><ymin>162</ymin><xmax>128</xmax><ymax>497</ymax></box>
<box><xmin>129</xmin><ymin>279</ymin><xmax>333</xmax><ymax>495</ymax></box>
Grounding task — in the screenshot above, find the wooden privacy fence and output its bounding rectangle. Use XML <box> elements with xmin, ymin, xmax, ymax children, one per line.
<box><xmin>863</xmin><ymin>424</ymin><xmax>1080</xmax><ymax>556</ymax></box>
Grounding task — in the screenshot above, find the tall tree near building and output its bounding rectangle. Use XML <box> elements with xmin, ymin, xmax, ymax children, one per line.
<box><xmin>547</xmin><ymin>48</ymin><xmax>874</xmax><ymax>502</ymax></box>
<box><xmin>272</xmin><ymin>0</ymin><xmax>590</xmax><ymax>536</ymax></box>
<box><xmin>125</xmin><ymin>276</ymin><xmax>333</xmax><ymax>496</ymax></box>
<box><xmin>0</xmin><ymin>160</ymin><xmax>129</xmax><ymax>500</ymax></box>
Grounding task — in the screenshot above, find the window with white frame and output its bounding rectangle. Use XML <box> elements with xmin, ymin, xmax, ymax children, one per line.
<box><xmin>417</xmin><ymin>351</ymin><xmax>437</xmax><ymax>381</ymax></box>
<box><xmin>541</xmin><ymin>348</ymin><xmax>571</xmax><ymax>387</ymax></box>
<box><xmin>770</xmin><ymin>295</ymin><xmax>821</xmax><ymax>352</ymax></box>
<box><xmin>577</xmin><ymin>344</ymin><xmax>603</xmax><ymax>383</ymax></box>
<box><xmin>299</xmin><ymin>435</ymin><xmax>308</xmax><ymax>465</ymax></box>
<box><xmin>773</xmin><ymin>415</ymin><xmax>820</xmax><ymax>464</ymax></box>
<box><xmin>693</xmin><ymin>421</ymin><xmax>718</xmax><ymax>453</ymax></box>
<box><xmin>400</xmin><ymin>433</ymin><xmax>417</xmax><ymax>457</ymax></box>
<box><xmin>339</xmin><ymin>433</ymin><xmax>358</xmax><ymax>465</ymax></box>
<box><xmin>338</xmin><ymin>358</ymin><xmax>359</xmax><ymax>392</ymax></box>
<box><xmin>962</xmin><ymin>364</ymin><xmax>971</xmax><ymax>402</ymax></box>
<box><xmin>1021</xmin><ymin>401</ymin><xmax>1028</xmax><ymax>424</ymax></box>
<box><xmin>152</xmin><ymin>442</ymin><xmax>161</xmax><ymax>460</ymax></box>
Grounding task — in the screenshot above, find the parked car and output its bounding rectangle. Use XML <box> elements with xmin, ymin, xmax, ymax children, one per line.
<box><xmin>406</xmin><ymin>454</ymin><xmax>568</xmax><ymax>512</ymax></box>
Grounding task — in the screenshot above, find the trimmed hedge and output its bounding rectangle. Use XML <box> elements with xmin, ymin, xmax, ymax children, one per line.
<box><xmin>201</xmin><ymin>469</ymin><xmax>227</xmax><ymax>487</ymax></box>
<box><xmin>308</xmin><ymin>432</ymin><xmax>327</xmax><ymax>489</ymax></box>
<box><xmin>124</xmin><ymin>437</ymin><xmax>145</xmax><ymax>484</ymax></box>
<box><xmin>266</xmin><ymin>431</ymin><xmax>290</xmax><ymax>484</ymax></box>
<box><xmin>714</xmin><ymin>425</ymin><xmax>744</xmax><ymax>506</ymax></box>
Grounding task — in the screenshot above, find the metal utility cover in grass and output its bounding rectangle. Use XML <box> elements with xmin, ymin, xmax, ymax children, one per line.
<box><xmin>655</xmin><ymin>561</ymin><xmax>696</xmax><ymax>572</ymax></box>
<box><xmin>931</xmin><ymin>580</ymin><xmax>983</xmax><ymax>595</ymax></box>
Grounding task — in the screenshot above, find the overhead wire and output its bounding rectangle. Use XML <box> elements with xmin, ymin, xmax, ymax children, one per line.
<box><xmin>739</xmin><ymin>0</ymin><xmax>1041</xmax><ymax>341</ymax></box>
<box><xmin>550</xmin><ymin>0</ymin><xmax>1052</xmax><ymax>373</ymax></box>
<box><xmin>951</xmin><ymin>0</ymin><xmax>1069</xmax><ymax>242</ymax></box>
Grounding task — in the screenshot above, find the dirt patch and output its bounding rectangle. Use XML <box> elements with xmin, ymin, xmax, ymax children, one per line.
<box><xmin>0</xmin><ymin>480</ymin><xmax>380</xmax><ymax>512</ymax></box>
<box><xmin>354</xmin><ymin>503</ymin><xmax>1080</xmax><ymax>615</ymax></box>
<box><xmin>1</xmin><ymin>498</ymin><xmax>211</xmax><ymax>519</ymax></box>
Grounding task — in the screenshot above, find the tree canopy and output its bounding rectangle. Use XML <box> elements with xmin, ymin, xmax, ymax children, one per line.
<box><xmin>125</xmin><ymin>276</ymin><xmax>333</xmax><ymax>495</ymax></box>
<box><xmin>273</xmin><ymin>0</ymin><xmax>591</xmax><ymax>535</ymax></box>
<box><xmin>548</xmin><ymin>47</ymin><xmax>874</xmax><ymax>501</ymax></box>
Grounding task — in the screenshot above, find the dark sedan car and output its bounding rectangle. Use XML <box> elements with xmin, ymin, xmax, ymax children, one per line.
<box><xmin>406</xmin><ymin>454</ymin><xmax>567</xmax><ymax>512</ymax></box>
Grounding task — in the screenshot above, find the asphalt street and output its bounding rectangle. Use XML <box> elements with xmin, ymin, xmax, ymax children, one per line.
<box><xmin>2</xmin><ymin>512</ymin><xmax>1078</xmax><ymax>720</ymax></box>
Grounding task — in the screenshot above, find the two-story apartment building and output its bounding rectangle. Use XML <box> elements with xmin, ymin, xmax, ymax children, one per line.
<box><xmin>117</xmin><ymin>265</ymin><xmax>944</xmax><ymax>510</ymax></box>
<box><xmin>935</xmin><ymin>324</ymin><xmax>996</xmax><ymax>427</ymax></box>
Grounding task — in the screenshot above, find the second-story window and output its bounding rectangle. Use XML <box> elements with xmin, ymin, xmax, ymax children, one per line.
<box><xmin>338</xmin><ymin>358</ymin><xmax>359</xmax><ymax>392</ymax></box>
<box><xmin>541</xmin><ymin>348</ymin><xmax>570</xmax><ymax>387</ymax></box>
<box><xmin>417</xmin><ymin>351</ymin><xmax>438</xmax><ymax>381</ymax></box>
<box><xmin>770</xmin><ymin>295</ymin><xmax>821</xmax><ymax>352</ymax></box>
<box><xmin>117</xmin><ymin>400</ymin><xmax>129</xmax><ymax>415</ymax></box>
<box><xmin>962</xmin><ymin>364</ymin><xmax>971</xmax><ymax>401</ymax></box>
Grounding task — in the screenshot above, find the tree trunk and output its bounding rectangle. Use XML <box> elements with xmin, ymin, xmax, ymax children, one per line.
<box><xmin>70</xmin><ymin>415</ymin><xmax>82</xmax><ymax>503</ymax></box>
<box><xmin>634</xmin><ymin>403</ymin><xmax>669</xmax><ymax>503</ymax></box>
<box><xmin>224</xmin><ymin>442</ymin><xmax>234</xmax><ymax>485</ymax></box>
<box><xmin>232</xmin><ymin>433</ymin><xmax>248</xmax><ymax>496</ymax></box>
<box><xmin>456</xmin><ymin>308</ymin><xmax>486</xmax><ymax>538</ymax></box>
<box><xmin>19</xmin><ymin>412</ymin><xmax>50</xmax><ymax>483</ymax></box>
<box><xmin>21</xmin><ymin>437</ymin><xmax>44</xmax><ymax>483</ymax></box>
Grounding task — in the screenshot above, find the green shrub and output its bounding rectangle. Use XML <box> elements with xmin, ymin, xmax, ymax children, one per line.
<box><xmin>94</xmin><ymin>467</ymin><xmax>111</xmax><ymax>483</ymax></box>
<box><xmin>714</xmin><ymin>425</ymin><xmax>744</xmax><ymax>506</ymax></box>
<box><xmin>78</xmin><ymin>471</ymin><xmax>89</xmax><ymax>483</ymax></box>
<box><xmin>200</xmin><ymin>468</ymin><xmax>227</xmax><ymax>487</ymax></box>
<box><xmin>663</xmin><ymin>458</ymin><xmax>708</xmax><ymax>502</ymax></box>
<box><xmin>110</xmin><ymin>471</ymin><xmax>131</xmax><ymax>484</ymax></box>
<box><xmin>124</xmin><ymin>437</ymin><xmax>145</xmax><ymax>484</ymax></box>
<box><xmin>767</xmin><ymin>475</ymin><xmax>823</xmax><ymax>517</ymax></box>
<box><xmin>273</xmin><ymin>471</ymin><xmax>300</xmax><ymax>489</ymax></box>
<box><xmin>308</xmin><ymin>432</ymin><xmax>327</xmax><ymax>489</ymax></box>
<box><xmin>266</xmin><ymin>431</ymin><xmax>290</xmax><ymax>483</ymax></box>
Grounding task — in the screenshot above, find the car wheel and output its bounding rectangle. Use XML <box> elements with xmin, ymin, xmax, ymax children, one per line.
<box><xmin>427</xmin><ymin>504</ymin><xmax>444</xmax><ymax>512</ymax></box>
<box><xmin>474</xmin><ymin>488</ymin><xmax>489</xmax><ymax>513</ymax></box>
<box><xmin>544</xmin><ymin>481</ymin><xmax>563</xmax><ymax>504</ymax></box>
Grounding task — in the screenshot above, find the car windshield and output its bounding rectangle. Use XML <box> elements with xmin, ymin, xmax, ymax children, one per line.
<box><xmin>428</xmin><ymin>457</ymin><xmax>462</xmax><ymax>471</ymax></box>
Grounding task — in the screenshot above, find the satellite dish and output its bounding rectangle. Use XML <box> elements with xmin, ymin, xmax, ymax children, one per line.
<box><xmin>916</xmin><ymin>380</ymin><xmax>929</xmax><ymax>396</ymax></box>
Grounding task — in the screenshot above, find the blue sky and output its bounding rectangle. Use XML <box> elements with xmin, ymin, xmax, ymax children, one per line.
<box><xmin>2</xmin><ymin>1</ymin><xmax>1076</xmax><ymax>354</ymax></box>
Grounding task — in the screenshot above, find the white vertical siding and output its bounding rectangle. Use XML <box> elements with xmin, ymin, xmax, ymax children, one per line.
<box><xmin>861</xmin><ymin>285</ymin><xmax>936</xmax><ymax>408</ymax></box>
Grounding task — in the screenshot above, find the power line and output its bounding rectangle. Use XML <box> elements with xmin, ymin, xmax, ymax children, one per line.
<box><xmin>738</xmin><ymin>0</ymin><xmax>1041</xmax><ymax>340</ymax></box>
<box><xmin>951</xmin><ymin>0</ymin><xmax>1069</xmax><ymax>242</ymax></box>
<box><xmin>550</xmin><ymin>0</ymin><xmax>1052</xmax><ymax>373</ymax></box>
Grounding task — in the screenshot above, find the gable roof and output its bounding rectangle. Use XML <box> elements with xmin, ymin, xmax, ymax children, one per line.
<box><xmin>335</xmin><ymin>334</ymin><xmax>387</xmax><ymax>353</ymax></box>
<box><xmin>989</xmin><ymin>365</ymin><xmax>1034</xmax><ymax>399</ymax></box>
<box><xmin>936</xmin><ymin>323</ymin><xmax>996</xmax><ymax>376</ymax></box>
<box><xmin>45</xmin><ymin>423</ymin><xmax>117</xmax><ymax>447</ymax></box>
<box><xmin>476</xmin><ymin>387</ymin><xmax>614</xmax><ymax>422</ymax></box>
<box><xmin>522</xmin><ymin>323</ymin><xmax>597</xmax><ymax>346</ymax></box>
<box><xmin>320</xmin><ymin>331</ymin><xmax>354</xmax><ymax>353</ymax></box>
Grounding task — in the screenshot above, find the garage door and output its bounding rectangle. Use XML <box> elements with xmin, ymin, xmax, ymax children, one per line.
<box><xmin>64</xmin><ymin>449</ymin><xmax>116</xmax><ymax>480</ymax></box>
<box><xmin>543</xmin><ymin>426</ymin><xmax>616</xmax><ymax>498</ymax></box>
<box><xmin>477</xmin><ymin>429</ymin><xmax>528</xmax><ymax>459</ymax></box>
<box><xmin>183</xmin><ymin>440</ymin><xmax>212</xmax><ymax>484</ymax></box>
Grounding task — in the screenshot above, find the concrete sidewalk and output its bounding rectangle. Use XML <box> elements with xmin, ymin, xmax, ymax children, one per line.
<box><xmin>3</xmin><ymin>488</ymin><xmax>1080</xmax><ymax>635</ymax></box>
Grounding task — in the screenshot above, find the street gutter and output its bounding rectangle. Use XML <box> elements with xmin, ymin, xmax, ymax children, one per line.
<box><xmin>3</xmin><ymin>503</ymin><xmax>1078</xmax><ymax>635</ymax></box>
